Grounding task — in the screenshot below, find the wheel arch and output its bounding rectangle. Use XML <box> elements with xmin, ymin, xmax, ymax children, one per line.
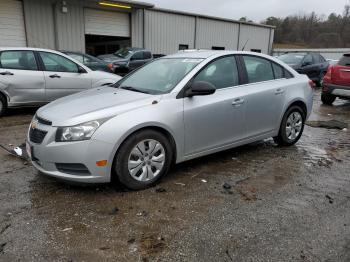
<box><xmin>110</xmin><ymin>124</ymin><xmax>178</xmax><ymax>181</ymax></box>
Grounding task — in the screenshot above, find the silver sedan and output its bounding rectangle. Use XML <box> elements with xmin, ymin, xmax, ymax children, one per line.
<box><xmin>0</xmin><ymin>47</ymin><xmax>121</xmax><ymax>116</ymax></box>
<box><xmin>26</xmin><ymin>51</ymin><xmax>314</xmax><ymax>190</ymax></box>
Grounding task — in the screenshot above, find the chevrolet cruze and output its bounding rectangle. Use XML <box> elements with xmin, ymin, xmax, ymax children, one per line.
<box><xmin>27</xmin><ymin>51</ymin><xmax>314</xmax><ymax>190</ymax></box>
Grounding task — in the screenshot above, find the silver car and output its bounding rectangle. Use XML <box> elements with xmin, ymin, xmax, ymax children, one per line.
<box><xmin>0</xmin><ymin>47</ymin><xmax>121</xmax><ymax>116</ymax></box>
<box><xmin>26</xmin><ymin>51</ymin><xmax>314</xmax><ymax>190</ymax></box>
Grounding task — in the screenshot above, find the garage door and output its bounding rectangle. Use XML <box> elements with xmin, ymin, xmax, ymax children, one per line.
<box><xmin>84</xmin><ymin>9</ymin><xmax>130</xmax><ymax>37</ymax></box>
<box><xmin>0</xmin><ymin>0</ymin><xmax>27</xmax><ymax>47</ymax></box>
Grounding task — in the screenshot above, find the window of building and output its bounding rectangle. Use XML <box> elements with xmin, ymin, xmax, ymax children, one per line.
<box><xmin>251</xmin><ymin>49</ymin><xmax>262</xmax><ymax>53</ymax></box>
<box><xmin>39</xmin><ymin>52</ymin><xmax>78</xmax><ymax>73</ymax></box>
<box><xmin>179</xmin><ymin>44</ymin><xmax>189</xmax><ymax>50</ymax></box>
<box><xmin>212</xmin><ymin>46</ymin><xmax>225</xmax><ymax>50</ymax></box>
<box><xmin>242</xmin><ymin>55</ymin><xmax>274</xmax><ymax>83</ymax></box>
<box><xmin>0</xmin><ymin>51</ymin><xmax>38</xmax><ymax>71</ymax></box>
<box><xmin>193</xmin><ymin>56</ymin><xmax>239</xmax><ymax>89</ymax></box>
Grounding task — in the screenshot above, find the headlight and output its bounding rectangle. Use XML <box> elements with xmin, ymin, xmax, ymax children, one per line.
<box><xmin>55</xmin><ymin>120</ymin><xmax>106</xmax><ymax>142</ymax></box>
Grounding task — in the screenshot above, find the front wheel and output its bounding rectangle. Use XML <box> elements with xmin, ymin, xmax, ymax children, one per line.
<box><xmin>274</xmin><ymin>106</ymin><xmax>305</xmax><ymax>146</ymax></box>
<box><xmin>113</xmin><ymin>130</ymin><xmax>173</xmax><ymax>190</ymax></box>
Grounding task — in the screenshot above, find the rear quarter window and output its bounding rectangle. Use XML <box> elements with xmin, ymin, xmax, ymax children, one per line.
<box><xmin>338</xmin><ymin>55</ymin><xmax>350</xmax><ymax>66</ymax></box>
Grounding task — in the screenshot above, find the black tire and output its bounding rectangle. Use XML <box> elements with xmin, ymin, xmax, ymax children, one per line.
<box><xmin>0</xmin><ymin>94</ymin><xmax>7</xmax><ymax>117</ymax></box>
<box><xmin>321</xmin><ymin>93</ymin><xmax>336</xmax><ymax>105</ymax></box>
<box><xmin>113</xmin><ymin>129</ymin><xmax>173</xmax><ymax>190</ymax></box>
<box><xmin>273</xmin><ymin>105</ymin><xmax>305</xmax><ymax>146</ymax></box>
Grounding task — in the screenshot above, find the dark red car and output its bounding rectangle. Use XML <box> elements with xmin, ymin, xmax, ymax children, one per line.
<box><xmin>322</xmin><ymin>54</ymin><xmax>350</xmax><ymax>105</ymax></box>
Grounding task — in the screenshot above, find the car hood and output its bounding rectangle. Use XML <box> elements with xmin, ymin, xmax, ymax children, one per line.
<box><xmin>98</xmin><ymin>54</ymin><xmax>128</xmax><ymax>63</ymax></box>
<box><xmin>89</xmin><ymin>70</ymin><xmax>121</xmax><ymax>82</ymax></box>
<box><xmin>37</xmin><ymin>87</ymin><xmax>161</xmax><ymax>126</ymax></box>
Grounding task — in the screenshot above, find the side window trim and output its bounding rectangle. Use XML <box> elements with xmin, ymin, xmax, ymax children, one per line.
<box><xmin>0</xmin><ymin>50</ymin><xmax>39</xmax><ymax>71</ymax></box>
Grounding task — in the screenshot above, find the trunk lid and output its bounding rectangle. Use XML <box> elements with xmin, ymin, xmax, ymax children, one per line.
<box><xmin>332</xmin><ymin>54</ymin><xmax>350</xmax><ymax>86</ymax></box>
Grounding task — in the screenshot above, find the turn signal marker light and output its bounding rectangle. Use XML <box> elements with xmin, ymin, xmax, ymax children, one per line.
<box><xmin>96</xmin><ymin>160</ymin><xmax>108</xmax><ymax>167</ymax></box>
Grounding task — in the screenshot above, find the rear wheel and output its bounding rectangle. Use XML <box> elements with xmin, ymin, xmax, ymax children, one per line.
<box><xmin>274</xmin><ymin>106</ymin><xmax>305</xmax><ymax>146</ymax></box>
<box><xmin>113</xmin><ymin>130</ymin><xmax>173</xmax><ymax>190</ymax></box>
<box><xmin>0</xmin><ymin>94</ymin><xmax>7</xmax><ymax>117</ymax></box>
<box><xmin>321</xmin><ymin>93</ymin><xmax>336</xmax><ymax>105</ymax></box>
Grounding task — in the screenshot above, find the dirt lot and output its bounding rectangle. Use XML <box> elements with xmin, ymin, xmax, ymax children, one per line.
<box><xmin>0</xmin><ymin>90</ymin><xmax>349</xmax><ymax>262</ymax></box>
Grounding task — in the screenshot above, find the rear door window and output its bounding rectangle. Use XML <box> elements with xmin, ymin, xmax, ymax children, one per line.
<box><xmin>131</xmin><ymin>52</ymin><xmax>143</xmax><ymax>61</ymax></box>
<box><xmin>0</xmin><ymin>51</ymin><xmax>38</xmax><ymax>70</ymax></box>
<box><xmin>242</xmin><ymin>56</ymin><xmax>274</xmax><ymax>83</ymax></box>
<box><xmin>338</xmin><ymin>55</ymin><xmax>350</xmax><ymax>66</ymax></box>
<box><xmin>143</xmin><ymin>51</ymin><xmax>152</xmax><ymax>59</ymax></box>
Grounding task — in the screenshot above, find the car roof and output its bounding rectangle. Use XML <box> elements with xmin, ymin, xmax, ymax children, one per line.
<box><xmin>164</xmin><ymin>50</ymin><xmax>272</xmax><ymax>59</ymax></box>
<box><xmin>0</xmin><ymin>47</ymin><xmax>67</xmax><ymax>55</ymax></box>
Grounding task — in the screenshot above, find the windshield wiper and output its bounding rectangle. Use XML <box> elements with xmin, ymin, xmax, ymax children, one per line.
<box><xmin>119</xmin><ymin>86</ymin><xmax>150</xmax><ymax>94</ymax></box>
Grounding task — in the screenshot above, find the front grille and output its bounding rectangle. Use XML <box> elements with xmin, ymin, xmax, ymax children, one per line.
<box><xmin>36</xmin><ymin>116</ymin><xmax>52</xmax><ymax>126</ymax></box>
<box><xmin>29</xmin><ymin>128</ymin><xmax>47</xmax><ymax>144</ymax></box>
<box><xmin>55</xmin><ymin>163</ymin><xmax>90</xmax><ymax>176</ymax></box>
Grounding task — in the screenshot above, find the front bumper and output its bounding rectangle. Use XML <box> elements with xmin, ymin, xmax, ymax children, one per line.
<box><xmin>323</xmin><ymin>83</ymin><xmax>350</xmax><ymax>98</ymax></box>
<box><xmin>27</xmin><ymin>122</ymin><xmax>115</xmax><ymax>184</ymax></box>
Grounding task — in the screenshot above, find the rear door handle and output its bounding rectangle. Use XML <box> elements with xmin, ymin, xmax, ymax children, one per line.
<box><xmin>49</xmin><ymin>74</ymin><xmax>61</xmax><ymax>78</ymax></box>
<box><xmin>275</xmin><ymin>88</ymin><xmax>285</xmax><ymax>95</ymax></box>
<box><xmin>232</xmin><ymin>98</ymin><xmax>245</xmax><ymax>106</ymax></box>
<box><xmin>0</xmin><ymin>71</ymin><xmax>14</xmax><ymax>75</ymax></box>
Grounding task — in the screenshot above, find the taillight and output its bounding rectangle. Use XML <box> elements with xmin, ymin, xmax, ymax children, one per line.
<box><xmin>107</xmin><ymin>63</ymin><xmax>113</xmax><ymax>70</ymax></box>
<box><xmin>323</xmin><ymin>66</ymin><xmax>333</xmax><ymax>83</ymax></box>
<box><xmin>308</xmin><ymin>80</ymin><xmax>316</xmax><ymax>89</ymax></box>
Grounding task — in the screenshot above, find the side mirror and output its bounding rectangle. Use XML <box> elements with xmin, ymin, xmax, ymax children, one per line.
<box><xmin>185</xmin><ymin>81</ymin><xmax>216</xmax><ymax>97</ymax></box>
<box><xmin>78</xmin><ymin>66</ymin><xmax>87</xmax><ymax>73</ymax></box>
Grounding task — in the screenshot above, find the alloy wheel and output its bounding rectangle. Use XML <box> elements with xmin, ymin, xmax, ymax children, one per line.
<box><xmin>286</xmin><ymin>111</ymin><xmax>303</xmax><ymax>141</ymax></box>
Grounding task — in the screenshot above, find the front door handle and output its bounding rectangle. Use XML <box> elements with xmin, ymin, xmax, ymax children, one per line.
<box><xmin>275</xmin><ymin>88</ymin><xmax>285</xmax><ymax>95</ymax></box>
<box><xmin>0</xmin><ymin>71</ymin><xmax>14</xmax><ymax>75</ymax></box>
<box><xmin>232</xmin><ymin>98</ymin><xmax>245</xmax><ymax>106</ymax></box>
<box><xmin>49</xmin><ymin>74</ymin><xmax>61</xmax><ymax>78</ymax></box>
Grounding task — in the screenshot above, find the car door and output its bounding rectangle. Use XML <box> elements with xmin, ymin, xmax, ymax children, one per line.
<box><xmin>183</xmin><ymin>56</ymin><xmax>246</xmax><ymax>156</ymax></box>
<box><xmin>0</xmin><ymin>50</ymin><xmax>45</xmax><ymax>105</ymax></box>
<box><xmin>128</xmin><ymin>51</ymin><xmax>145</xmax><ymax>71</ymax></box>
<box><xmin>300</xmin><ymin>54</ymin><xmax>319</xmax><ymax>80</ymax></box>
<box><xmin>38</xmin><ymin>51</ymin><xmax>92</xmax><ymax>102</ymax></box>
<box><xmin>239</xmin><ymin>55</ymin><xmax>286</xmax><ymax>138</ymax></box>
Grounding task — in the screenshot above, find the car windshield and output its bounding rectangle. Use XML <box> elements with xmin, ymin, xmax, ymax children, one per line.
<box><xmin>114</xmin><ymin>48</ymin><xmax>133</xmax><ymax>58</ymax></box>
<box><xmin>115</xmin><ymin>58</ymin><xmax>203</xmax><ymax>94</ymax></box>
<box><xmin>278</xmin><ymin>53</ymin><xmax>306</xmax><ymax>64</ymax></box>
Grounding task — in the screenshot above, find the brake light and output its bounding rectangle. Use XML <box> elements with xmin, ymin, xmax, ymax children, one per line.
<box><xmin>308</xmin><ymin>80</ymin><xmax>316</xmax><ymax>89</ymax></box>
<box><xmin>324</xmin><ymin>65</ymin><xmax>333</xmax><ymax>82</ymax></box>
<box><xmin>107</xmin><ymin>63</ymin><xmax>113</xmax><ymax>70</ymax></box>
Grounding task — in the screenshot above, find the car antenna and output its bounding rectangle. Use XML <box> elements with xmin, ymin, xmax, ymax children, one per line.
<box><xmin>241</xmin><ymin>39</ymin><xmax>249</xmax><ymax>51</ymax></box>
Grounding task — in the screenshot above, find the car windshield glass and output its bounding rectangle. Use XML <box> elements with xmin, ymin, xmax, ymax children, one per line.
<box><xmin>278</xmin><ymin>53</ymin><xmax>306</xmax><ymax>64</ymax></box>
<box><xmin>114</xmin><ymin>48</ymin><xmax>133</xmax><ymax>58</ymax></box>
<box><xmin>115</xmin><ymin>58</ymin><xmax>203</xmax><ymax>94</ymax></box>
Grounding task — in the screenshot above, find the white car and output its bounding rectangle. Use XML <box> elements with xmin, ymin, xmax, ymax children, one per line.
<box><xmin>0</xmin><ymin>47</ymin><xmax>121</xmax><ymax>116</ymax></box>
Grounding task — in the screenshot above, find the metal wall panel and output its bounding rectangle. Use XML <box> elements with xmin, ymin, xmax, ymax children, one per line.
<box><xmin>131</xmin><ymin>9</ymin><xmax>144</xmax><ymax>48</ymax></box>
<box><xmin>0</xmin><ymin>0</ymin><xmax>27</xmax><ymax>47</ymax></box>
<box><xmin>84</xmin><ymin>8</ymin><xmax>130</xmax><ymax>37</ymax></box>
<box><xmin>55</xmin><ymin>1</ymin><xmax>85</xmax><ymax>52</ymax></box>
<box><xmin>238</xmin><ymin>24</ymin><xmax>271</xmax><ymax>54</ymax></box>
<box><xmin>195</xmin><ymin>18</ymin><xmax>239</xmax><ymax>50</ymax></box>
<box><xmin>144</xmin><ymin>10</ymin><xmax>195</xmax><ymax>54</ymax></box>
<box><xmin>23</xmin><ymin>0</ymin><xmax>55</xmax><ymax>49</ymax></box>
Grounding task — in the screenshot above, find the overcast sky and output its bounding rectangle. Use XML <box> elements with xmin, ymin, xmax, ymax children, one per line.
<box><xmin>144</xmin><ymin>0</ymin><xmax>348</xmax><ymax>22</ymax></box>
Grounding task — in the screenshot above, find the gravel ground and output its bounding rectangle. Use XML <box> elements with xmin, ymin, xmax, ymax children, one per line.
<box><xmin>0</xmin><ymin>90</ymin><xmax>349</xmax><ymax>262</ymax></box>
